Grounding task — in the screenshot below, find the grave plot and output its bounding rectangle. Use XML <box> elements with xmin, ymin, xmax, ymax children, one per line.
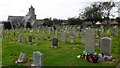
<box><xmin>2</xmin><ymin>25</ymin><xmax>119</xmax><ymax>67</ymax></box>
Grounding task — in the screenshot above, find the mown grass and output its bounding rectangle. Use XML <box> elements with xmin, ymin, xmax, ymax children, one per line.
<box><xmin>2</xmin><ymin>27</ymin><xmax>119</xmax><ymax>67</ymax></box>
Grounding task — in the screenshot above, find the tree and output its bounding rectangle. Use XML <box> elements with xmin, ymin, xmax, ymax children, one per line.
<box><xmin>80</xmin><ymin>1</ymin><xmax>115</xmax><ymax>25</ymax></box>
<box><xmin>43</xmin><ymin>18</ymin><xmax>53</xmax><ymax>26</ymax></box>
<box><xmin>100</xmin><ymin>2</ymin><xmax>115</xmax><ymax>24</ymax></box>
<box><xmin>3</xmin><ymin>21</ymin><xmax>12</xmax><ymax>30</ymax></box>
<box><xmin>116</xmin><ymin>17</ymin><xmax>120</xmax><ymax>25</ymax></box>
<box><xmin>68</xmin><ymin>18</ymin><xmax>82</xmax><ymax>25</ymax></box>
<box><xmin>80</xmin><ymin>2</ymin><xmax>103</xmax><ymax>24</ymax></box>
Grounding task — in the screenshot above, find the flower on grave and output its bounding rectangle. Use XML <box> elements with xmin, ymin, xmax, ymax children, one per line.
<box><xmin>77</xmin><ymin>55</ymin><xmax>81</xmax><ymax>59</ymax></box>
<box><xmin>78</xmin><ymin>51</ymin><xmax>99</xmax><ymax>63</ymax></box>
<box><xmin>15</xmin><ymin>59</ymin><xmax>22</xmax><ymax>63</ymax></box>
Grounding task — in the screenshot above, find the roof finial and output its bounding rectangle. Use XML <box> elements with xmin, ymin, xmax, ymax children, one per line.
<box><xmin>30</xmin><ymin>5</ymin><xmax>33</xmax><ymax>9</ymax></box>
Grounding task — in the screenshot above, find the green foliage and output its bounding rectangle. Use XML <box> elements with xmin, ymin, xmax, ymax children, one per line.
<box><xmin>116</xmin><ymin>17</ymin><xmax>120</xmax><ymax>25</ymax></box>
<box><xmin>26</xmin><ymin>22</ymin><xmax>32</xmax><ymax>28</ymax></box>
<box><xmin>3</xmin><ymin>22</ymin><xmax>12</xmax><ymax>30</ymax></box>
<box><xmin>68</xmin><ymin>18</ymin><xmax>83</xmax><ymax>25</ymax></box>
<box><xmin>43</xmin><ymin>18</ymin><xmax>52</xmax><ymax>26</ymax></box>
<box><xmin>80</xmin><ymin>1</ymin><xmax>115</xmax><ymax>24</ymax></box>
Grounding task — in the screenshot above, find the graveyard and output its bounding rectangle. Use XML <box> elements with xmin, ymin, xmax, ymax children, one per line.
<box><xmin>1</xmin><ymin>26</ymin><xmax>119</xmax><ymax>67</ymax></box>
<box><xmin>1</xmin><ymin>1</ymin><xmax>120</xmax><ymax>68</ymax></box>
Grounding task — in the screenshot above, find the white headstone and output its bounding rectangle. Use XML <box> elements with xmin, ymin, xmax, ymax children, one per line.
<box><xmin>100</xmin><ymin>37</ymin><xmax>112</xmax><ymax>56</ymax></box>
<box><xmin>84</xmin><ymin>29</ymin><xmax>95</xmax><ymax>53</ymax></box>
<box><xmin>61</xmin><ymin>31</ymin><xmax>66</xmax><ymax>43</ymax></box>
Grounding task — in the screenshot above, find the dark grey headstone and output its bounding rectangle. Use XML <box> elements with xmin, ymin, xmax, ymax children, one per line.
<box><xmin>28</xmin><ymin>35</ymin><xmax>32</xmax><ymax>44</ymax></box>
<box><xmin>51</xmin><ymin>38</ymin><xmax>58</xmax><ymax>48</ymax></box>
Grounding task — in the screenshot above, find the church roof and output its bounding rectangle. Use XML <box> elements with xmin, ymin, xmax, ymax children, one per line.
<box><xmin>8</xmin><ymin>16</ymin><xmax>24</xmax><ymax>27</ymax></box>
<box><xmin>8</xmin><ymin>16</ymin><xmax>24</xmax><ymax>23</ymax></box>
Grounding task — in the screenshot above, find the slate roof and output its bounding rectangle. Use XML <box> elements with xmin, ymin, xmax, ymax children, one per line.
<box><xmin>8</xmin><ymin>16</ymin><xmax>24</xmax><ymax>27</ymax></box>
<box><xmin>8</xmin><ymin>16</ymin><xmax>24</xmax><ymax>24</ymax></box>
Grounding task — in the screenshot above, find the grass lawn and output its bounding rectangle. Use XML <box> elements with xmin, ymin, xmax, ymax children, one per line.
<box><xmin>2</xmin><ymin>28</ymin><xmax>119</xmax><ymax>67</ymax></box>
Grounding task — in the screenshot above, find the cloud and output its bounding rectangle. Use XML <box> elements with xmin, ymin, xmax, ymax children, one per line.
<box><xmin>0</xmin><ymin>0</ymin><xmax>119</xmax><ymax>20</ymax></box>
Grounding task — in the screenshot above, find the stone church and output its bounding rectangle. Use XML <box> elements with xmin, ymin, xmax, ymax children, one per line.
<box><xmin>7</xmin><ymin>5</ymin><xmax>44</xmax><ymax>29</ymax></box>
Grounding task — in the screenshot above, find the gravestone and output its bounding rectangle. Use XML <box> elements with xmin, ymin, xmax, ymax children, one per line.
<box><xmin>54</xmin><ymin>30</ymin><xmax>58</xmax><ymax>39</ymax></box>
<box><xmin>111</xmin><ymin>27</ymin><xmax>116</xmax><ymax>36</ymax></box>
<box><xmin>20</xmin><ymin>29</ymin><xmax>22</xmax><ymax>33</ymax></box>
<box><xmin>47</xmin><ymin>27</ymin><xmax>51</xmax><ymax>40</ymax></box>
<box><xmin>84</xmin><ymin>29</ymin><xmax>95</xmax><ymax>53</ymax></box>
<box><xmin>100</xmin><ymin>37</ymin><xmax>112</xmax><ymax>56</ymax></box>
<box><xmin>97</xmin><ymin>30</ymin><xmax>101</xmax><ymax>37</ymax></box>
<box><xmin>41</xmin><ymin>31</ymin><xmax>45</xmax><ymax>40</ymax></box>
<box><xmin>23</xmin><ymin>36</ymin><xmax>26</xmax><ymax>43</ymax></box>
<box><xmin>16</xmin><ymin>52</ymin><xmax>26</xmax><ymax>63</ymax></box>
<box><xmin>18</xmin><ymin>36</ymin><xmax>21</xmax><ymax>42</ymax></box>
<box><xmin>35</xmin><ymin>34</ymin><xmax>39</xmax><ymax>40</ymax></box>
<box><xmin>31</xmin><ymin>51</ymin><xmax>43</xmax><ymax>67</ymax></box>
<box><xmin>100</xmin><ymin>31</ymin><xmax>104</xmax><ymax>37</ymax></box>
<box><xmin>95</xmin><ymin>39</ymin><xmax>99</xmax><ymax>46</ymax></box>
<box><xmin>61</xmin><ymin>31</ymin><xmax>66</xmax><ymax>43</ymax></box>
<box><xmin>107</xmin><ymin>29</ymin><xmax>110</xmax><ymax>34</ymax></box>
<box><xmin>70</xmin><ymin>36</ymin><xmax>75</xmax><ymax>43</ymax></box>
<box><xmin>75</xmin><ymin>31</ymin><xmax>79</xmax><ymax>37</ymax></box>
<box><xmin>51</xmin><ymin>30</ymin><xmax>58</xmax><ymax>48</ymax></box>
<box><xmin>51</xmin><ymin>38</ymin><xmax>58</xmax><ymax>48</ymax></box>
<box><xmin>47</xmin><ymin>35</ymin><xmax>51</xmax><ymax>40</ymax></box>
<box><xmin>28</xmin><ymin>35</ymin><xmax>32</xmax><ymax>44</ymax></box>
<box><xmin>81</xmin><ymin>29</ymin><xmax>86</xmax><ymax>45</ymax></box>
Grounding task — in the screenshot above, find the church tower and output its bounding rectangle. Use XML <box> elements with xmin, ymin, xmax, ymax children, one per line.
<box><xmin>23</xmin><ymin>5</ymin><xmax>36</xmax><ymax>28</ymax></box>
<box><xmin>27</xmin><ymin>5</ymin><xmax>36</xmax><ymax>20</ymax></box>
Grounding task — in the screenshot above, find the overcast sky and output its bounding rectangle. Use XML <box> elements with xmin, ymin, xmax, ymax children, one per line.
<box><xmin>0</xmin><ymin>0</ymin><xmax>120</xmax><ymax>21</ymax></box>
